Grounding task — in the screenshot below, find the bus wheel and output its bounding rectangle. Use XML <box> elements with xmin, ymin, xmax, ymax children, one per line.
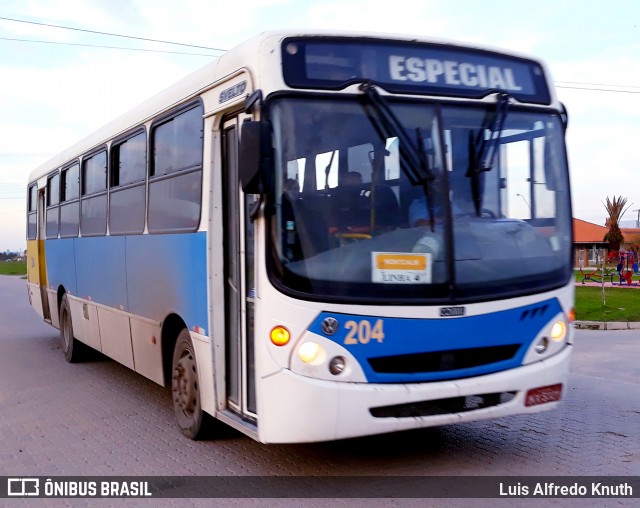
<box><xmin>171</xmin><ymin>329</ymin><xmax>207</xmax><ymax>439</ymax></box>
<box><xmin>59</xmin><ymin>294</ymin><xmax>84</xmax><ymax>363</ymax></box>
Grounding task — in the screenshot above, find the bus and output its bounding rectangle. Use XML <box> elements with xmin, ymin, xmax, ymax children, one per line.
<box><xmin>26</xmin><ymin>31</ymin><xmax>573</xmax><ymax>443</ymax></box>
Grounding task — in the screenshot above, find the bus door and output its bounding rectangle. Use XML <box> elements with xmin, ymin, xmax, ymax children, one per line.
<box><xmin>221</xmin><ymin>115</ymin><xmax>257</xmax><ymax>421</ymax></box>
<box><xmin>34</xmin><ymin>188</ymin><xmax>51</xmax><ymax>321</ymax></box>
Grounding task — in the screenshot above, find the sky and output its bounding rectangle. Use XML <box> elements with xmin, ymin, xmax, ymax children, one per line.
<box><xmin>1</xmin><ymin>0</ymin><xmax>639</xmax><ymax>250</ymax></box>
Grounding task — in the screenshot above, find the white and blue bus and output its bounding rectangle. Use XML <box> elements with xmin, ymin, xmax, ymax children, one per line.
<box><xmin>26</xmin><ymin>31</ymin><xmax>573</xmax><ymax>443</ymax></box>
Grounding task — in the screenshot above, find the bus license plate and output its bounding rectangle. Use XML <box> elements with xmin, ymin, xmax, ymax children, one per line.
<box><xmin>525</xmin><ymin>384</ymin><xmax>563</xmax><ymax>407</ymax></box>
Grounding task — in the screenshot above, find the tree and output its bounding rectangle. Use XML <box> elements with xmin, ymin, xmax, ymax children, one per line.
<box><xmin>603</xmin><ymin>195</ymin><xmax>631</xmax><ymax>251</ymax></box>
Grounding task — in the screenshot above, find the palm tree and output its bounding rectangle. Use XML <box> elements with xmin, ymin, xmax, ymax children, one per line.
<box><xmin>603</xmin><ymin>195</ymin><xmax>631</xmax><ymax>252</ymax></box>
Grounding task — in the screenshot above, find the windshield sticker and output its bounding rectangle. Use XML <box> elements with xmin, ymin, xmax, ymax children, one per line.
<box><xmin>372</xmin><ymin>252</ymin><xmax>431</xmax><ymax>284</ymax></box>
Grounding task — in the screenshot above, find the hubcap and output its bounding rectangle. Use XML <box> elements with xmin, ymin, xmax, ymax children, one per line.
<box><xmin>62</xmin><ymin>311</ymin><xmax>71</xmax><ymax>350</ymax></box>
<box><xmin>173</xmin><ymin>350</ymin><xmax>197</xmax><ymax>413</ymax></box>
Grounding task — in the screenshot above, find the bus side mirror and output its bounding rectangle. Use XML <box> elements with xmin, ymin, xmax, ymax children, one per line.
<box><xmin>239</xmin><ymin>121</ymin><xmax>272</xmax><ymax>194</ymax></box>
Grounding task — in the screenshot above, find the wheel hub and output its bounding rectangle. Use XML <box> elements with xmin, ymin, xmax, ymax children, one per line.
<box><xmin>173</xmin><ymin>352</ymin><xmax>197</xmax><ymax>413</ymax></box>
<box><xmin>62</xmin><ymin>313</ymin><xmax>71</xmax><ymax>349</ymax></box>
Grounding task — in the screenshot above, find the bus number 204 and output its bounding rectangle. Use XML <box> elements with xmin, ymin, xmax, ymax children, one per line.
<box><xmin>344</xmin><ymin>319</ymin><xmax>385</xmax><ymax>345</ymax></box>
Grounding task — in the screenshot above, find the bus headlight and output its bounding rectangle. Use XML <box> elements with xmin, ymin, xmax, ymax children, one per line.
<box><xmin>298</xmin><ymin>341</ymin><xmax>324</xmax><ymax>364</ymax></box>
<box><xmin>289</xmin><ymin>333</ymin><xmax>367</xmax><ymax>382</ymax></box>
<box><xmin>550</xmin><ymin>321</ymin><xmax>567</xmax><ymax>342</ymax></box>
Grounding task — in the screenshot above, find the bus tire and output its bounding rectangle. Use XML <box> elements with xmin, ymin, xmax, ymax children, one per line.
<box><xmin>171</xmin><ymin>329</ymin><xmax>208</xmax><ymax>439</ymax></box>
<box><xmin>59</xmin><ymin>294</ymin><xmax>84</xmax><ymax>363</ymax></box>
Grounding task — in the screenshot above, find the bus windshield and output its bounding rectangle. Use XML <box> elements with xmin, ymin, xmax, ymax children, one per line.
<box><xmin>267</xmin><ymin>96</ymin><xmax>572</xmax><ymax>303</ymax></box>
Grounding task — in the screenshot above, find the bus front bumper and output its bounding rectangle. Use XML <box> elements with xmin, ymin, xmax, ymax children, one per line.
<box><xmin>256</xmin><ymin>345</ymin><xmax>572</xmax><ymax>443</ymax></box>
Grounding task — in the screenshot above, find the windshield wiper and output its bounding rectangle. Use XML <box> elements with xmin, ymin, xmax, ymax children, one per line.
<box><xmin>467</xmin><ymin>92</ymin><xmax>511</xmax><ymax>216</ymax></box>
<box><xmin>359</xmin><ymin>81</ymin><xmax>437</xmax><ymax>229</ymax></box>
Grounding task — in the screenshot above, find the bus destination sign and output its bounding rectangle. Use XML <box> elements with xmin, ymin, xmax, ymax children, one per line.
<box><xmin>282</xmin><ymin>38</ymin><xmax>551</xmax><ymax>104</ymax></box>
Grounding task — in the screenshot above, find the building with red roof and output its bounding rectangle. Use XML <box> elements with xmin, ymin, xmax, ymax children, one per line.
<box><xmin>573</xmin><ymin>218</ymin><xmax>608</xmax><ymax>267</ymax></box>
<box><xmin>573</xmin><ymin>219</ymin><xmax>640</xmax><ymax>268</ymax></box>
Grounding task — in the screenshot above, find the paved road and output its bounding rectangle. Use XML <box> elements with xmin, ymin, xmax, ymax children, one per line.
<box><xmin>1</xmin><ymin>275</ymin><xmax>639</xmax><ymax>506</ymax></box>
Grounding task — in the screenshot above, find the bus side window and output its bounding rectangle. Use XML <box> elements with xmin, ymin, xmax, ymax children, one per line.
<box><xmin>60</xmin><ymin>163</ymin><xmax>80</xmax><ymax>238</ymax></box>
<box><xmin>46</xmin><ymin>172</ymin><xmax>60</xmax><ymax>239</ymax></box>
<box><xmin>148</xmin><ymin>103</ymin><xmax>203</xmax><ymax>233</ymax></box>
<box><xmin>27</xmin><ymin>184</ymin><xmax>37</xmax><ymax>240</ymax></box>
<box><xmin>81</xmin><ymin>150</ymin><xmax>108</xmax><ymax>237</ymax></box>
<box><xmin>110</xmin><ymin>131</ymin><xmax>146</xmax><ymax>235</ymax></box>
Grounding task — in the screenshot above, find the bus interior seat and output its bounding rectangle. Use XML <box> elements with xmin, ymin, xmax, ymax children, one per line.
<box><xmin>370</xmin><ymin>184</ymin><xmax>400</xmax><ymax>227</ymax></box>
<box><xmin>290</xmin><ymin>197</ymin><xmax>333</xmax><ymax>257</ymax></box>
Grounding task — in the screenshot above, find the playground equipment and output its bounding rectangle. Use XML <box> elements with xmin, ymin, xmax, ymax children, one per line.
<box><xmin>609</xmin><ymin>251</ymin><xmax>639</xmax><ymax>285</ymax></box>
<box><xmin>579</xmin><ymin>266</ymin><xmax>614</xmax><ymax>284</ymax></box>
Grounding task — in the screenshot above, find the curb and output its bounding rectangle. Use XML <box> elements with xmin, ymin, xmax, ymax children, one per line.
<box><xmin>574</xmin><ymin>321</ymin><xmax>640</xmax><ymax>331</ymax></box>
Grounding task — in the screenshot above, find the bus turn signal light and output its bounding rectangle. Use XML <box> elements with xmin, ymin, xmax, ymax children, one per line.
<box><xmin>270</xmin><ymin>326</ymin><xmax>290</xmax><ymax>346</ymax></box>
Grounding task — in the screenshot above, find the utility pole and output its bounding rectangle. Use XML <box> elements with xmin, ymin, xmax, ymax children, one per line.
<box><xmin>634</xmin><ymin>209</ymin><xmax>640</xmax><ymax>229</ymax></box>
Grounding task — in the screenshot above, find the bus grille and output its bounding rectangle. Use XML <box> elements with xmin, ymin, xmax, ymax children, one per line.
<box><xmin>367</xmin><ymin>344</ymin><xmax>520</xmax><ymax>374</ymax></box>
<box><xmin>370</xmin><ymin>391</ymin><xmax>517</xmax><ymax>418</ymax></box>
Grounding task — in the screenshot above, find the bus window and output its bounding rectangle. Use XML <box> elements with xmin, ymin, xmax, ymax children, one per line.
<box><xmin>81</xmin><ymin>150</ymin><xmax>108</xmax><ymax>237</ymax></box>
<box><xmin>60</xmin><ymin>163</ymin><xmax>80</xmax><ymax>238</ymax></box>
<box><xmin>111</xmin><ymin>131</ymin><xmax>146</xmax><ymax>187</ymax></box>
<box><xmin>27</xmin><ymin>184</ymin><xmax>37</xmax><ymax>240</ymax></box>
<box><xmin>110</xmin><ymin>131</ymin><xmax>146</xmax><ymax>235</ymax></box>
<box><xmin>151</xmin><ymin>106</ymin><xmax>203</xmax><ymax>177</ymax></box>
<box><xmin>503</xmin><ymin>141</ymin><xmax>531</xmax><ymax>220</ymax></box>
<box><xmin>315</xmin><ymin>150</ymin><xmax>338</xmax><ymax>190</ymax></box>
<box><xmin>149</xmin><ymin>103</ymin><xmax>203</xmax><ymax>233</ymax></box>
<box><xmin>46</xmin><ymin>172</ymin><xmax>60</xmax><ymax>239</ymax></box>
<box><xmin>534</xmin><ymin>133</ymin><xmax>559</xmax><ymax>218</ymax></box>
<box><xmin>384</xmin><ymin>137</ymin><xmax>400</xmax><ymax>180</ymax></box>
<box><xmin>347</xmin><ymin>143</ymin><xmax>373</xmax><ymax>183</ymax></box>
<box><xmin>286</xmin><ymin>159</ymin><xmax>305</xmax><ymax>192</ymax></box>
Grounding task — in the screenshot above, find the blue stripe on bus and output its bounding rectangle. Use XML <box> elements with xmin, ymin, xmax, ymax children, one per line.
<box><xmin>46</xmin><ymin>239</ymin><xmax>78</xmax><ymax>296</ymax></box>
<box><xmin>308</xmin><ymin>298</ymin><xmax>562</xmax><ymax>383</ymax></box>
<box><xmin>126</xmin><ymin>233</ymin><xmax>207</xmax><ymax>329</ymax></box>
<box><xmin>45</xmin><ymin>233</ymin><xmax>208</xmax><ymax>332</ymax></box>
<box><xmin>76</xmin><ymin>236</ymin><xmax>127</xmax><ymax>309</ymax></box>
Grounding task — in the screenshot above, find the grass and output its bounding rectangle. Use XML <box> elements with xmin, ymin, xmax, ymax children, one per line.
<box><xmin>575</xmin><ymin>285</ymin><xmax>640</xmax><ymax>322</ymax></box>
<box><xmin>0</xmin><ymin>261</ymin><xmax>27</xmax><ymax>276</ymax></box>
<box><xmin>573</xmin><ymin>267</ymin><xmax>640</xmax><ymax>321</ymax></box>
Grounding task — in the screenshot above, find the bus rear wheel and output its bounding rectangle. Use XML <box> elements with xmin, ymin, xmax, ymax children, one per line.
<box><xmin>171</xmin><ymin>329</ymin><xmax>208</xmax><ymax>439</ymax></box>
<box><xmin>59</xmin><ymin>294</ymin><xmax>85</xmax><ymax>363</ymax></box>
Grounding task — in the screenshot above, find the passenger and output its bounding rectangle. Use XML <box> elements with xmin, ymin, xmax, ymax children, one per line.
<box><xmin>283</xmin><ymin>178</ymin><xmax>300</xmax><ymax>200</ymax></box>
<box><xmin>340</xmin><ymin>171</ymin><xmax>363</xmax><ymax>188</ymax></box>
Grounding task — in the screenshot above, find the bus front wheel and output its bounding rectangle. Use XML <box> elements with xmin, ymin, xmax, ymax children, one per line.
<box><xmin>171</xmin><ymin>329</ymin><xmax>207</xmax><ymax>439</ymax></box>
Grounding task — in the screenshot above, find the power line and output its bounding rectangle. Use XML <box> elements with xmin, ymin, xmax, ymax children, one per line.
<box><xmin>555</xmin><ymin>80</ymin><xmax>640</xmax><ymax>90</ymax></box>
<box><xmin>2</xmin><ymin>15</ymin><xmax>640</xmax><ymax>95</ymax></box>
<box><xmin>3</xmin><ymin>40</ymin><xmax>639</xmax><ymax>93</ymax></box>
<box><xmin>555</xmin><ymin>84</ymin><xmax>640</xmax><ymax>94</ymax></box>
<box><xmin>0</xmin><ymin>36</ymin><xmax>217</xmax><ymax>56</ymax></box>
<box><xmin>0</xmin><ymin>15</ymin><xmax>226</xmax><ymax>52</ymax></box>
